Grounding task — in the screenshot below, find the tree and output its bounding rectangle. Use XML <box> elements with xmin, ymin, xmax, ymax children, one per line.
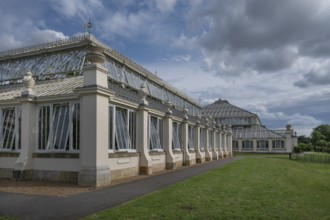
<box><xmin>310</xmin><ymin>124</ymin><xmax>330</xmax><ymax>153</ymax></box>
<box><xmin>298</xmin><ymin>135</ymin><xmax>311</xmax><ymax>144</ymax></box>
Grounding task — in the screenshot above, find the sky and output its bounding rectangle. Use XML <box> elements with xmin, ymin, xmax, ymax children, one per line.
<box><xmin>1</xmin><ymin>0</ymin><xmax>330</xmax><ymax>136</ymax></box>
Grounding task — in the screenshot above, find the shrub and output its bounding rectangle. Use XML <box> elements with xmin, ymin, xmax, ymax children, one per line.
<box><xmin>293</xmin><ymin>146</ymin><xmax>303</xmax><ymax>153</ymax></box>
<box><xmin>298</xmin><ymin>143</ymin><xmax>313</xmax><ymax>151</ymax></box>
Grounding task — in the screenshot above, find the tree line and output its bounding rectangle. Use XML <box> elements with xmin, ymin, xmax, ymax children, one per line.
<box><xmin>298</xmin><ymin>124</ymin><xmax>330</xmax><ymax>153</ymax></box>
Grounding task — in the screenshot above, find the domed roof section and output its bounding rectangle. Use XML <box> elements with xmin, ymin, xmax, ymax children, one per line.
<box><xmin>202</xmin><ymin>99</ymin><xmax>262</xmax><ymax>125</ymax></box>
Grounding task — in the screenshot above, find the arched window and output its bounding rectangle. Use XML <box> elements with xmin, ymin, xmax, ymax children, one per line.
<box><xmin>257</xmin><ymin>140</ymin><xmax>268</xmax><ymax>149</ymax></box>
<box><xmin>272</xmin><ymin>140</ymin><xmax>284</xmax><ymax>148</ymax></box>
<box><xmin>242</xmin><ymin>140</ymin><xmax>253</xmax><ymax>149</ymax></box>
<box><xmin>232</xmin><ymin>140</ymin><xmax>239</xmax><ymax>149</ymax></box>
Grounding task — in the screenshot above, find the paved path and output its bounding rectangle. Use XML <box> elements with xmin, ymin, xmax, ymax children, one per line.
<box><xmin>0</xmin><ymin>157</ymin><xmax>241</xmax><ymax>220</ymax></box>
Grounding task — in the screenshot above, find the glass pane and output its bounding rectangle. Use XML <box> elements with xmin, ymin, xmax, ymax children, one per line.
<box><xmin>115</xmin><ymin>107</ymin><xmax>131</xmax><ymax>150</ymax></box>
<box><xmin>172</xmin><ymin>122</ymin><xmax>181</xmax><ymax>149</ymax></box>
<box><xmin>72</xmin><ymin>104</ymin><xmax>80</xmax><ymax>150</ymax></box>
<box><xmin>150</xmin><ymin>116</ymin><xmax>162</xmax><ymax>150</ymax></box>
<box><xmin>109</xmin><ymin>106</ymin><xmax>114</xmax><ymax>149</ymax></box>
<box><xmin>1</xmin><ymin>108</ymin><xmax>16</xmax><ymax>150</ymax></box>
<box><xmin>129</xmin><ymin>111</ymin><xmax>136</xmax><ymax>149</ymax></box>
<box><xmin>188</xmin><ymin>126</ymin><xmax>194</xmax><ymax>149</ymax></box>
<box><xmin>51</xmin><ymin>104</ymin><xmax>69</xmax><ymax>150</ymax></box>
<box><xmin>200</xmin><ymin>129</ymin><xmax>205</xmax><ymax>150</ymax></box>
<box><xmin>38</xmin><ymin>106</ymin><xmax>50</xmax><ymax>150</ymax></box>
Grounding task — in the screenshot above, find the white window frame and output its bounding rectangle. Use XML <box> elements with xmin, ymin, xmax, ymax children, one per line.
<box><xmin>36</xmin><ymin>102</ymin><xmax>80</xmax><ymax>152</ymax></box>
<box><xmin>208</xmin><ymin>131</ymin><xmax>213</xmax><ymax>150</ymax></box>
<box><xmin>149</xmin><ymin>115</ymin><xmax>163</xmax><ymax>151</ymax></box>
<box><xmin>172</xmin><ymin>121</ymin><xmax>181</xmax><ymax>151</ymax></box>
<box><xmin>232</xmin><ymin>140</ymin><xmax>239</xmax><ymax>149</ymax></box>
<box><xmin>108</xmin><ymin>105</ymin><xmax>137</xmax><ymax>152</ymax></box>
<box><xmin>200</xmin><ymin>128</ymin><xmax>205</xmax><ymax>151</ymax></box>
<box><xmin>242</xmin><ymin>140</ymin><xmax>253</xmax><ymax>149</ymax></box>
<box><xmin>188</xmin><ymin>125</ymin><xmax>195</xmax><ymax>150</ymax></box>
<box><xmin>257</xmin><ymin>140</ymin><xmax>269</xmax><ymax>149</ymax></box>
<box><xmin>0</xmin><ymin>106</ymin><xmax>21</xmax><ymax>151</ymax></box>
<box><xmin>272</xmin><ymin>140</ymin><xmax>285</xmax><ymax>149</ymax></box>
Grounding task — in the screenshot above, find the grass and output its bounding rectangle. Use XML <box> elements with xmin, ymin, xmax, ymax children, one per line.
<box><xmin>86</xmin><ymin>156</ymin><xmax>330</xmax><ymax>220</ymax></box>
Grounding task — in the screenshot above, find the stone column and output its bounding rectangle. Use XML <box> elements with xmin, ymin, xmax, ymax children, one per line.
<box><xmin>222</xmin><ymin>125</ymin><xmax>227</xmax><ymax>157</ymax></box>
<box><xmin>76</xmin><ymin>46</ymin><xmax>113</xmax><ymax>187</ymax></box>
<box><xmin>13</xmin><ymin>72</ymin><xmax>36</xmax><ymax>180</ymax></box>
<box><xmin>218</xmin><ymin>124</ymin><xmax>223</xmax><ymax>159</ymax></box>
<box><xmin>253</xmin><ymin>138</ymin><xmax>257</xmax><ymax>152</ymax></box>
<box><xmin>285</xmin><ymin>124</ymin><xmax>294</xmax><ymax>152</ymax></box>
<box><xmin>164</xmin><ymin>110</ymin><xmax>176</xmax><ymax>169</ymax></box>
<box><xmin>182</xmin><ymin>107</ymin><xmax>192</xmax><ymax>166</ymax></box>
<box><xmin>212</xmin><ymin>130</ymin><xmax>219</xmax><ymax>160</ymax></box>
<box><xmin>268</xmin><ymin>138</ymin><xmax>272</xmax><ymax>152</ymax></box>
<box><xmin>137</xmin><ymin>85</ymin><xmax>152</xmax><ymax>175</ymax></box>
<box><xmin>204</xmin><ymin>128</ymin><xmax>212</xmax><ymax>162</ymax></box>
<box><xmin>238</xmin><ymin>139</ymin><xmax>242</xmax><ymax>152</ymax></box>
<box><xmin>195</xmin><ymin>116</ymin><xmax>203</xmax><ymax>163</ymax></box>
<box><xmin>227</xmin><ymin>125</ymin><xmax>233</xmax><ymax>157</ymax></box>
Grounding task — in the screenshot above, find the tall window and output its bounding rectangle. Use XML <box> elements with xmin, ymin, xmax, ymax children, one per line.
<box><xmin>215</xmin><ymin>132</ymin><xmax>219</xmax><ymax>149</ymax></box>
<box><xmin>208</xmin><ymin>131</ymin><xmax>213</xmax><ymax>150</ymax></box>
<box><xmin>109</xmin><ymin>106</ymin><xmax>136</xmax><ymax>151</ymax></box>
<box><xmin>232</xmin><ymin>140</ymin><xmax>239</xmax><ymax>149</ymax></box>
<box><xmin>172</xmin><ymin>122</ymin><xmax>181</xmax><ymax>150</ymax></box>
<box><xmin>188</xmin><ymin>125</ymin><xmax>195</xmax><ymax>150</ymax></box>
<box><xmin>242</xmin><ymin>140</ymin><xmax>253</xmax><ymax>149</ymax></box>
<box><xmin>200</xmin><ymin>128</ymin><xmax>205</xmax><ymax>151</ymax></box>
<box><xmin>0</xmin><ymin>107</ymin><xmax>21</xmax><ymax>151</ymax></box>
<box><xmin>257</xmin><ymin>140</ymin><xmax>269</xmax><ymax>149</ymax></box>
<box><xmin>272</xmin><ymin>140</ymin><xmax>284</xmax><ymax>148</ymax></box>
<box><xmin>37</xmin><ymin>103</ymin><xmax>80</xmax><ymax>151</ymax></box>
<box><xmin>149</xmin><ymin>116</ymin><xmax>163</xmax><ymax>150</ymax></box>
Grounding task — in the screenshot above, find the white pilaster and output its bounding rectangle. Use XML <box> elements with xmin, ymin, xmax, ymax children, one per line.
<box><xmin>182</xmin><ymin>118</ymin><xmax>192</xmax><ymax>166</ymax></box>
<box><xmin>212</xmin><ymin>130</ymin><xmax>219</xmax><ymax>160</ymax></box>
<box><xmin>164</xmin><ymin>113</ymin><xmax>176</xmax><ymax>169</ymax></box>
<box><xmin>13</xmin><ymin>97</ymin><xmax>36</xmax><ymax>180</ymax></box>
<box><xmin>77</xmin><ymin>46</ymin><xmax>112</xmax><ymax>187</ymax></box>
<box><xmin>195</xmin><ymin>122</ymin><xmax>204</xmax><ymax>163</ymax></box>
<box><xmin>137</xmin><ymin>104</ymin><xmax>152</xmax><ymax>174</ymax></box>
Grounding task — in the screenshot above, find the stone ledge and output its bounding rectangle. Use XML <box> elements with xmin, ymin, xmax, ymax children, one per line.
<box><xmin>109</xmin><ymin>152</ymin><xmax>140</xmax><ymax>158</ymax></box>
<box><xmin>149</xmin><ymin>151</ymin><xmax>165</xmax><ymax>156</ymax></box>
<box><xmin>173</xmin><ymin>150</ymin><xmax>182</xmax><ymax>155</ymax></box>
<box><xmin>32</xmin><ymin>153</ymin><xmax>79</xmax><ymax>159</ymax></box>
<box><xmin>0</xmin><ymin>152</ymin><xmax>19</xmax><ymax>157</ymax></box>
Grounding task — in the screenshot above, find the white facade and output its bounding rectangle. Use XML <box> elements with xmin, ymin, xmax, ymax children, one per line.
<box><xmin>0</xmin><ymin>35</ymin><xmax>233</xmax><ymax>187</ymax></box>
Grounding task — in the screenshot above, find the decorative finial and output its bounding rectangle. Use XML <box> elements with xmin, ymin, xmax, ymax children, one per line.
<box><xmin>138</xmin><ymin>83</ymin><xmax>149</xmax><ymax>106</ymax></box>
<box><xmin>182</xmin><ymin>105</ymin><xmax>188</xmax><ymax>120</ymax></box>
<box><xmin>166</xmin><ymin>100</ymin><xmax>173</xmax><ymax>115</ymax></box>
<box><xmin>21</xmin><ymin>70</ymin><xmax>35</xmax><ymax>96</ymax></box>
<box><xmin>84</xmin><ymin>19</ymin><xmax>93</xmax><ymax>36</ymax></box>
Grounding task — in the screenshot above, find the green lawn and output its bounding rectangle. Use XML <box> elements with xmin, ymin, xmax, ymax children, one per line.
<box><xmin>86</xmin><ymin>156</ymin><xmax>330</xmax><ymax>220</ymax></box>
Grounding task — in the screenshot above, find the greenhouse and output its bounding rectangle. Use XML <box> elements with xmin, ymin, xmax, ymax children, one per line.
<box><xmin>202</xmin><ymin>99</ymin><xmax>297</xmax><ymax>153</ymax></box>
<box><xmin>0</xmin><ymin>35</ymin><xmax>233</xmax><ymax>187</ymax></box>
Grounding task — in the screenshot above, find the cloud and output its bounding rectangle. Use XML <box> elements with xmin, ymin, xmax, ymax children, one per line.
<box><xmin>0</xmin><ymin>1</ymin><xmax>66</xmax><ymax>50</ymax></box>
<box><xmin>100</xmin><ymin>10</ymin><xmax>151</xmax><ymax>39</ymax></box>
<box><xmin>155</xmin><ymin>0</ymin><xmax>176</xmax><ymax>13</ymax></box>
<box><xmin>173</xmin><ymin>0</ymin><xmax>330</xmax><ymax>79</ymax></box>
<box><xmin>294</xmin><ymin>62</ymin><xmax>330</xmax><ymax>88</ymax></box>
<box><xmin>50</xmin><ymin>0</ymin><xmax>104</xmax><ymax>21</ymax></box>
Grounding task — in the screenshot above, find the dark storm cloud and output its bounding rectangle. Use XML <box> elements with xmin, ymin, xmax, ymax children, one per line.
<box><xmin>294</xmin><ymin>69</ymin><xmax>330</xmax><ymax>88</ymax></box>
<box><xmin>186</xmin><ymin>0</ymin><xmax>330</xmax><ymax>78</ymax></box>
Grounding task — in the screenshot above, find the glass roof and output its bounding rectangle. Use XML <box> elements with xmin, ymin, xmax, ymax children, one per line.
<box><xmin>202</xmin><ymin>99</ymin><xmax>261</xmax><ymax>125</ymax></box>
<box><xmin>233</xmin><ymin>125</ymin><xmax>285</xmax><ymax>139</ymax></box>
<box><xmin>0</xmin><ymin>34</ymin><xmax>201</xmax><ymax>114</ymax></box>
